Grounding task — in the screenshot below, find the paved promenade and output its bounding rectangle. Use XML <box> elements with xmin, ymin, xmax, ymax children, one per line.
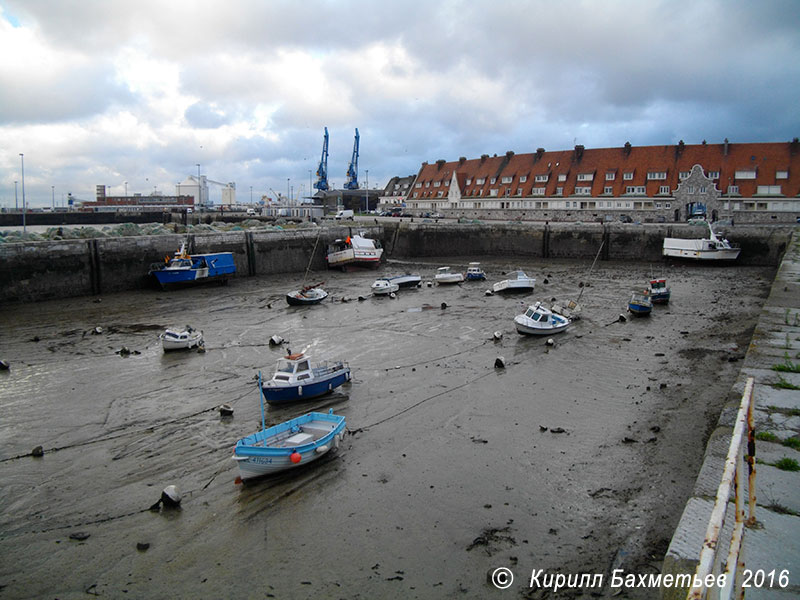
<box><xmin>662</xmin><ymin>229</ymin><xmax>800</xmax><ymax>599</ymax></box>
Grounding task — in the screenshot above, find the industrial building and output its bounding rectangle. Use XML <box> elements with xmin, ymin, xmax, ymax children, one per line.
<box><xmin>406</xmin><ymin>139</ymin><xmax>800</xmax><ymax>223</ymax></box>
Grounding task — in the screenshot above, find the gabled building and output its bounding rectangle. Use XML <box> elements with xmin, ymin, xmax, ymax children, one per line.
<box><xmin>407</xmin><ymin>140</ymin><xmax>800</xmax><ymax>223</ymax></box>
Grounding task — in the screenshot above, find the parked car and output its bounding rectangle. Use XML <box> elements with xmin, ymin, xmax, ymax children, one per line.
<box><xmin>619</xmin><ymin>214</ymin><xmax>632</xmax><ymax>223</ymax></box>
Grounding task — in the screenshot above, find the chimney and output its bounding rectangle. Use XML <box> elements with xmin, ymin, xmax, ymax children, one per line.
<box><xmin>458</xmin><ymin>156</ymin><xmax>467</xmax><ymax>165</ymax></box>
<box><xmin>724</xmin><ymin>138</ymin><xmax>729</xmax><ymax>156</ymax></box>
<box><xmin>574</xmin><ymin>144</ymin><xmax>584</xmax><ymax>160</ymax></box>
<box><xmin>436</xmin><ymin>159</ymin><xmax>446</xmax><ymax>170</ymax></box>
<box><xmin>623</xmin><ymin>141</ymin><xmax>632</xmax><ymax>156</ymax></box>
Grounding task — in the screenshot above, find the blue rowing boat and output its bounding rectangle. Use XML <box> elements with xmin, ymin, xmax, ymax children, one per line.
<box><xmin>232</xmin><ymin>385</ymin><xmax>346</xmax><ymax>480</ymax></box>
<box><xmin>628</xmin><ymin>290</ymin><xmax>653</xmax><ymax>316</ymax></box>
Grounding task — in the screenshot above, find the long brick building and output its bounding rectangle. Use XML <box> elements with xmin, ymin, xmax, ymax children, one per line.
<box><xmin>405</xmin><ymin>139</ymin><xmax>800</xmax><ymax>223</ymax></box>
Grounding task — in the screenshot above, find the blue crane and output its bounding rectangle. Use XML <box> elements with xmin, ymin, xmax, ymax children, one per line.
<box><xmin>344</xmin><ymin>128</ymin><xmax>360</xmax><ymax>190</ymax></box>
<box><xmin>313</xmin><ymin>127</ymin><xmax>329</xmax><ymax>191</ymax></box>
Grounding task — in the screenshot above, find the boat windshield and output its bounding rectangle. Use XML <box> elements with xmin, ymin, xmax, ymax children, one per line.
<box><xmin>276</xmin><ymin>359</ymin><xmax>294</xmax><ymax>374</ymax></box>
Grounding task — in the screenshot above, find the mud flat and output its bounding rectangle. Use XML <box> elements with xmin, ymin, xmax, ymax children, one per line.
<box><xmin>0</xmin><ymin>257</ymin><xmax>773</xmax><ymax>599</ymax></box>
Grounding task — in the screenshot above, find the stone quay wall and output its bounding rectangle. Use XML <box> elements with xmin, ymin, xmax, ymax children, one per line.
<box><xmin>0</xmin><ymin>222</ymin><xmax>793</xmax><ymax>303</ymax></box>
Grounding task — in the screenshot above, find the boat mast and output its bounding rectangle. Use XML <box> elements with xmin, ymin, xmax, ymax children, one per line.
<box><xmin>258</xmin><ymin>371</ymin><xmax>267</xmax><ymax>445</ymax></box>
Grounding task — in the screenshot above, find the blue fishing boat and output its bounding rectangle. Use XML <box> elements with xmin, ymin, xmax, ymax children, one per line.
<box><xmin>465</xmin><ymin>262</ymin><xmax>486</xmax><ymax>281</ymax></box>
<box><xmin>648</xmin><ymin>278</ymin><xmax>671</xmax><ymax>304</ymax></box>
<box><xmin>232</xmin><ymin>377</ymin><xmax>346</xmax><ymax>480</ymax></box>
<box><xmin>150</xmin><ymin>242</ymin><xmax>235</xmax><ymax>289</ymax></box>
<box><xmin>262</xmin><ymin>351</ymin><xmax>351</xmax><ymax>404</ymax></box>
<box><xmin>628</xmin><ymin>290</ymin><xmax>653</xmax><ymax>316</ymax></box>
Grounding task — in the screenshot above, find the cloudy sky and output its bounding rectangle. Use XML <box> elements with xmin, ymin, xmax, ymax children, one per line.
<box><xmin>1</xmin><ymin>0</ymin><xmax>798</xmax><ymax>208</ymax></box>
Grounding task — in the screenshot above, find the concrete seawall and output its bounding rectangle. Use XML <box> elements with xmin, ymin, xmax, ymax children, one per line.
<box><xmin>0</xmin><ymin>222</ymin><xmax>792</xmax><ymax>303</ymax></box>
<box><xmin>660</xmin><ymin>229</ymin><xmax>800</xmax><ymax>599</ymax></box>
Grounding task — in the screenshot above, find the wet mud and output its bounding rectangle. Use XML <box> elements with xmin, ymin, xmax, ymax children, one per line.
<box><xmin>0</xmin><ymin>257</ymin><xmax>773</xmax><ymax>599</ymax></box>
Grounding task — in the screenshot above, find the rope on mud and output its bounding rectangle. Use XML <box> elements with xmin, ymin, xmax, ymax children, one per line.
<box><xmin>0</xmin><ymin>386</ymin><xmax>254</xmax><ymax>463</ymax></box>
<box><xmin>382</xmin><ymin>338</ymin><xmax>492</xmax><ymax>371</ymax></box>
<box><xmin>352</xmin><ymin>368</ymin><xmax>497</xmax><ymax>433</ymax></box>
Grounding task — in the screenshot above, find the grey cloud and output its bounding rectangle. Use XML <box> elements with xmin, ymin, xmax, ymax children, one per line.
<box><xmin>184</xmin><ymin>102</ymin><xmax>232</xmax><ymax>129</ymax></box>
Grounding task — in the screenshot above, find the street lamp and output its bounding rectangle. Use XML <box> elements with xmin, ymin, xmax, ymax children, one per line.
<box><xmin>124</xmin><ymin>181</ymin><xmax>128</xmax><ymax>197</ymax></box>
<box><xmin>19</xmin><ymin>153</ymin><xmax>26</xmax><ymax>233</ymax></box>
<box><xmin>52</xmin><ymin>185</ymin><xmax>55</xmax><ymax>210</ymax></box>
<box><xmin>365</xmin><ymin>169</ymin><xmax>369</xmax><ymax>213</ymax></box>
<box><xmin>250</xmin><ymin>186</ymin><xmax>253</xmax><ymax>203</ymax></box>
<box><xmin>14</xmin><ymin>180</ymin><xmax>18</xmax><ymax>210</ymax></box>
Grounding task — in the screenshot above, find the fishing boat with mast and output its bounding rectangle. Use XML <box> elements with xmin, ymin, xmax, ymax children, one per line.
<box><xmin>286</xmin><ymin>228</ymin><xmax>328</xmax><ymax>305</ymax></box>
<box><xmin>149</xmin><ymin>241</ymin><xmax>236</xmax><ymax>290</ymax></box>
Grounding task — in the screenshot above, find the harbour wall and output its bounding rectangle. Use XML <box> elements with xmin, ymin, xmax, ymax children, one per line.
<box><xmin>0</xmin><ymin>222</ymin><xmax>793</xmax><ymax>303</ymax></box>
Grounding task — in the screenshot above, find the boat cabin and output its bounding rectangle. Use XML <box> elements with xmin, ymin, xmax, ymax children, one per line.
<box><xmin>272</xmin><ymin>354</ymin><xmax>312</xmax><ymax>383</ymax></box>
<box><xmin>524</xmin><ymin>305</ymin><xmax>552</xmax><ymax>323</ymax></box>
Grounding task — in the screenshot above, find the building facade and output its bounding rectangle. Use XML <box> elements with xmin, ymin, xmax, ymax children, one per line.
<box><xmin>407</xmin><ymin>140</ymin><xmax>800</xmax><ymax>223</ymax></box>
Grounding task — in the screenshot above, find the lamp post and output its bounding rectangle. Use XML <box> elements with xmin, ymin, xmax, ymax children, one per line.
<box><xmin>196</xmin><ymin>163</ymin><xmax>201</xmax><ymax>207</ymax></box>
<box><xmin>52</xmin><ymin>185</ymin><xmax>55</xmax><ymax>210</ymax></box>
<box><xmin>124</xmin><ymin>181</ymin><xmax>128</xmax><ymax>197</ymax></box>
<box><xmin>250</xmin><ymin>186</ymin><xmax>253</xmax><ymax>204</ymax></box>
<box><xmin>19</xmin><ymin>153</ymin><xmax>26</xmax><ymax>233</ymax></box>
<box><xmin>14</xmin><ymin>180</ymin><xmax>18</xmax><ymax>210</ymax></box>
<box><xmin>365</xmin><ymin>169</ymin><xmax>369</xmax><ymax>214</ymax></box>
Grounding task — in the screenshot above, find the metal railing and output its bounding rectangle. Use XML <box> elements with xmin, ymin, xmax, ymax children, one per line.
<box><xmin>687</xmin><ymin>376</ymin><xmax>757</xmax><ymax>600</ymax></box>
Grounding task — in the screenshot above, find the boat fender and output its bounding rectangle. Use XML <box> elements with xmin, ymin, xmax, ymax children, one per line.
<box><xmin>290</xmin><ymin>451</ymin><xmax>302</xmax><ymax>464</ymax></box>
<box><xmin>298</xmin><ymin>386</ymin><xmax>302</xmax><ymax>396</ymax></box>
<box><xmin>328</xmin><ymin>383</ymin><xmax>332</xmax><ymax>391</ymax></box>
<box><xmin>315</xmin><ymin>445</ymin><xmax>329</xmax><ymax>454</ymax></box>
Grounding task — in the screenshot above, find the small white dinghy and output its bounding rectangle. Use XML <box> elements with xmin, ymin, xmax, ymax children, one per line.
<box><xmin>434</xmin><ymin>266</ymin><xmax>464</xmax><ymax>284</ymax></box>
<box><xmin>371</xmin><ymin>279</ymin><xmax>400</xmax><ymax>295</ymax></box>
<box><xmin>492</xmin><ymin>270</ymin><xmax>536</xmax><ymax>293</ymax></box>
<box><xmin>160</xmin><ymin>326</ymin><xmax>204</xmax><ymax>351</ymax></box>
<box><xmin>514</xmin><ymin>302</ymin><xmax>571</xmax><ymax>335</ymax></box>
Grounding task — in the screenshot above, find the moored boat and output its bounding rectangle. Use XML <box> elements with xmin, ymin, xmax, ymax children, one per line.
<box><xmin>262</xmin><ymin>352</ymin><xmax>351</xmax><ymax>404</ymax></box>
<box><xmin>465</xmin><ymin>262</ymin><xmax>486</xmax><ymax>281</ymax></box>
<box><xmin>371</xmin><ymin>279</ymin><xmax>400</xmax><ymax>295</ymax></box>
<box><xmin>388</xmin><ymin>274</ymin><xmax>422</xmax><ymax>288</ymax></box>
<box><xmin>662</xmin><ymin>222</ymin><xmax>740</xmax><ymax>261</ymax></box>
<box><xmin>286</xmin><ymin>283</ymin><xmax>328</xmax><ymax>306</ymax></box>
<box><xmin>628</xmin><ymin>291</ymin><xmax>653</xmax><ymax>316</ymax></box>
<box><xmin>514</xmin><ymin>302</ymin><xmax>571</xmax><ymax>335</ymax></box>
<box><xmin>159</xmin><ymin>326</ymin><xmax>204</xmax><ymax>351</ymax></box>
<box><xmin>149</xmin><ymin>242</ymin><xmax>236</xmax><ymax>289</ymax></box>
<box><xmin>326</xmin><ymin>233</ymin><xmax>383</xmax><ymax>270</ymax></box>
<box><xmin>492</xmin><ymin>270</ymin><xmax>535</xmax><ymax>293</ymax></box>
<box><xmin>648</xmin><ymin>278</ymin><xmax>671</xmax><ymax>304</ymax></box>
<box><xmin>232</xmin><ymin>405</ymin><xmax>346</xmax><ymax>481</ymax></box>
<box><xmin>434</xmin><ymin>266</ymin><xmax>464</xmax><ymax>284</ymax></box>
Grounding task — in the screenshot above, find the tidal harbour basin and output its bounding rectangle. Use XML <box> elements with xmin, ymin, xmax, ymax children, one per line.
<box><xmin>0</xmin><ymin>226</ymin><xmax>784</xmax><ymax>599</ymax></box>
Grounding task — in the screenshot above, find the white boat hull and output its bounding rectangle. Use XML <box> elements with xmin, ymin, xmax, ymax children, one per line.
<box><xmin>514</xmin><ymin>315</ymin><xmax>570</xmax><ymax>335</ymax></box>
<box><xmin>662</xmin><ymin>245</ymin><xmax>740</xmax><ymax>260</ymax></box>
<box><xmin>435</xmin><ymin>274</ymin><xmax>464</xmax><ymax>284</ymax></box>
<box><xmin>160</xmin><ymin>330</ymin><xmax>203</xmax><ymax>351</ymax></box>
<box><xmin>493</xmin><ymin>280</ymin><xmax>535</xmax><ymax>293</ymax></box>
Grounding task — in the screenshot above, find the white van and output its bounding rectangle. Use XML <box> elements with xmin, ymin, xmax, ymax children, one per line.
<box><xmin>335</xmin><ymin>209</ymin><xmax>354</xmax><ymax>220</ymax></box>
<box><xmin>246</xmin><ymin>208</ymin><xmax>257</xmax><ymax>216</ymax></box>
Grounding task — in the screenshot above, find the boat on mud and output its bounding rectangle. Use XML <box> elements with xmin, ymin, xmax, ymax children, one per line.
<box><xmin>465</xmin><ymin>262</ymin><xmax>486</xmax><ymax>281</ymax></box>
<box><xmin>232</xmin><ymin>404</ymin><xmax>346</xmax><ymax>481</ymax></box>
<box><xmin>159</xmin><ymin>326</ymin><xmax>204</xmax><ymax>351</ymax></box>
<box><xmin>628</xmin><ymin>291</ymin><xmax>653</xmax><ymax>316</ymax></box>
<box><xmin>492</xmin><ymin>270</ymin><xmax>535</xmax><ymax>293</ymax></box>
<box><xmin>286</xmin><ymin>283</ymin><xmax>328</xmax><ymax>306</ymax></box>
<box><xmin>371</xmin><ymin>279</ymin><xmax>400</xmax><ymax>295</ymax></box>
<box><xmin>387</xmin><ymin>274</ymin><xmax>422</xmax><ymax>288</ymax></box>
<box><xmin>326</xmin><ymin>233</ymin><xmax>383</xmax><ymax>270</ymax></box>
<box><xmin>662</xmin><ymin>222</ymin><xmax>740</xmax><ymax>261</ymax></box>
<box><xmin>434</xmin><ymin>266</ymin><xmax>464</xmax><ymax>284</ymax></box>
<box><xmin>261</xmin><ymin>351</ymin><xmax>351</xmax><ymax>404</ymax></box>
<box><xmin>514</xmin><ymin>302</ymin><xmax>571</xmax><ymax>335</ymax></box>
<box><xmin>149</xmin><ymin>242</ymin><xmax>236</xmax><ymax>290</ymax></box>
<box><xmin>648</xmin><ymin>278</ymin><xmax>671</xmax><ymax>304</ymax></box>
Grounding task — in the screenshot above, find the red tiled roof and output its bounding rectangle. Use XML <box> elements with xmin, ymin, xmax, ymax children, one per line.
<box><xmin>411</xmin><ymin>141</ymin><xmax>800</xmax><ymax>199</ymax></box>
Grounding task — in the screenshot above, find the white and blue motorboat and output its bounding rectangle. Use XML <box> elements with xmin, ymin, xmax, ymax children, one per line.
<box><xmin>150</xmin><ymin>242</ymin><xmax>236</xmax><ymax>290</ymax></box>
<box><xmin>514</xmin><ymin>302</ymin><xmax>571</xmax><ymax>335</ymax></box>
<box><xmin>232</xmin><ymin>400</ymin><xmax>346</xmax><ymax>481</ymax></box>
<box><xmin>492</xmin><ymin>269</ymin><xmax>535</xmax><ymax>293</ymax></box>
<box><xmin>465</xmin><ymin>262</ymin><xmax>486</xmax><ymax>281</ymax></box>
<box><xmin>262</xmin><ymin>352</ymin><xmax>351</xmax><ymax>404</ymax></box>
<box><xmin>628</xmin><ymin>291</ymin><xmax>653</xmax><ymax>316</ymax></box>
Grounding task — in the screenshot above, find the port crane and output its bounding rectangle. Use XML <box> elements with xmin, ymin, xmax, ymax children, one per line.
<box><xmin>314</xmin><ymin>127</ymin><xmax>329</xmax><ymax>191</ymax></box>
<box><xmin>344</xmin><ymin>128</ymin><xmax>360</xmax><ymax>190</ymax></box>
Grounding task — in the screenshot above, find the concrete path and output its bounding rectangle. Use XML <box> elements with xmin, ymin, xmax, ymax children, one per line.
<box><xmin>662</xmin><ymin>230</ymin><xmax>800</xmax><ymax>599</ymax></box>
